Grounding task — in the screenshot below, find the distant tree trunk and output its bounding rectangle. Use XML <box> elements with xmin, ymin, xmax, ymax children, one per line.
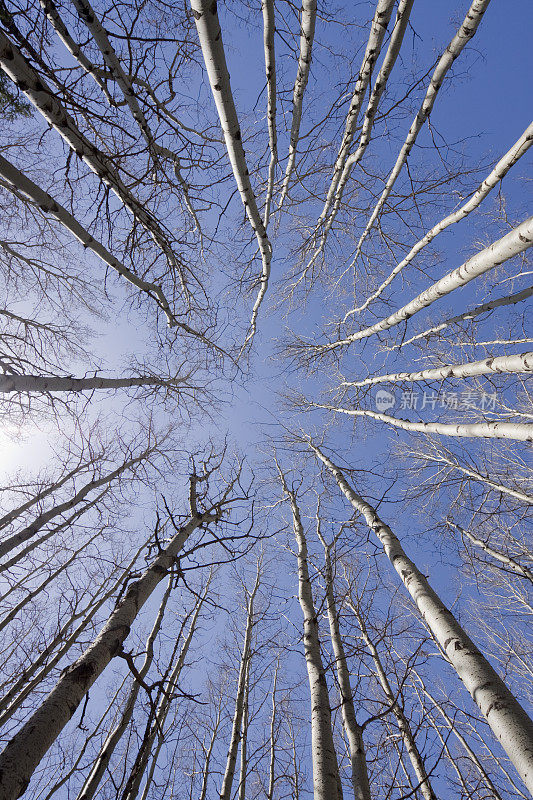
<box><xmin>315</xmin><ymin>523</ymin><xmax>371</xmax><ymax>800</ymax></box>
<box><xmin>346</xmin><ymin>597</ymin><xmax>436</xmax><ymax>800</ymax></box>
<box><xmin>219</xmin><ymin>563</ymin><xmax>261</xmax><ymax>800</ymax></box>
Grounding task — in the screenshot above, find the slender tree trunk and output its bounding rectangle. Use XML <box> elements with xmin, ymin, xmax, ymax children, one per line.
<box><xmin>261</xmin><ymin>0</ymin><xmax>277</xmax><ymax>227</ymax></box>
<box><xmin>346</xmin><ymin>599</ymin><xmax>436</xmax><ymax>800</ymax></box>
<box><xmin>316</xmin><ymin>529</ymin><xmax>371</xmax><ymax>800</ymax></box>
<box><xmin>346</xmin><ymin>351</ymin><xmax>533</xmax><ymax>387</ymax></box>
<box><xmin>0</xmin><ymin>446</ymin><xmax>154</xmax><ymax>560</ymax></box>
<box><xmin>38</xmin><ymin>0</ymin><xmax>114</xmax><ymax>102</ymax></box>
<box><xmin>0</xmin><ymin>154</ymin><xmax>176</xmax><ymax>326</ymax></box>
<box><xmin>278</xmin><ymin>468</ymin><xmax>341</xmax><ymax>800</ymax></box>
<box><xmin>0</xmin><ymin>31</ymin><xmax>189</xmax><ymax>299</ymax></box>
<box><xmin>237</xmin><ymin>658</ymin><xmax>250</xmax><ymax>800</ymax></box>
<box><xmin>190</xmin><ymin>0</ymin><xmax>272</xmax><ymax>343</ymax></box>
<box><xmin>122</xmin><ymin>575</ymin><xmax>212</xmax><ymax>800</ymax></box>
<box><xmin>199</xmin><ymin>700</ymin><xmax>223</xmax><ymax>800</ymax></box>
<box><xmin>75</xmin><ymin>571</ymin><xmax>175</xmax><ymax>800</ymax></box>
<box><xmin>277</xmin><ymin>0</ymin><xmax>317</xmax><ymax>210</ymax></box>
<box><xmin>447</xmin><ymin>521</ymin><xmax>533</xmax><ymax>582</ymax></box>
<box><xmin>219</xmin><ymin>566</ymin><xmax>261</xmax><ymax>800</ymax></box>
<box><xmin>266</xmin><ymin>659</ymin><xmax>279</xmax><ymax>800</ymax></box>
<box><xmin>309</xmin><ymin>440</ymin><xmax>533</xmax><ymax>793</ymax></box>
<box><xmin>397</xmin><ymin>285</ymin><xmax>533</xmax><ymax>349</ymax></box>
<box><xmin>313</xmin><ymin>403</ymin><xmax>533</xmax><ymax>442</ymax></box>
<box><xmin>350</xmin><ymin>0</ymin><xmax>491</xmax><ymax>264</ymax></box>
<box><xmin>0</xmin><ymin>503</ymin><xmax>220</xmax><ymax>799</ymax></box>
<box><xmin>352</xmin><ymin>121</ymin><xmax>533</xmax><ymax>313</ymax></box>
<box><xmin>311</xmin><ymin>0</ymin><xmax>395</xmax><ymax>245</ymax></box>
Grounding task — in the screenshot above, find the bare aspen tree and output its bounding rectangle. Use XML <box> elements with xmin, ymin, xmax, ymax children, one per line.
<box><xmin>308</xmin><ymin>439</ymin><xmax>533</xmax><ymax>793</ymax></box>
<box><xmin>314</xmin><ymin>510</ymin><xmax>371</xmax><ymax>800</ymax></box>
<box><xmin>277</xmin><ymin>0</ymin><xmax>317</xmax><ymax>210</ymax></box>
<box><xmin>277</xmin><ymin>466</ymin><xmax>342</xmax><ymax>800</ymax></box>
<box><xmin>219</xmin><ymin>560</ymin><xmax>261</xmax><ymax>800</ymax></box>
<box><xmin>190</xmin><ymin>0</ymin><xmax>273</xmax><ymax>345</ymax></box>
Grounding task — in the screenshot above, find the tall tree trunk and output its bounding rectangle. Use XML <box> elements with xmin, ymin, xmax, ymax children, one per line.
<box><xmin>346</xmin><ymin>351</ymin><xmax>533</xmax><ymax>387</ymax></box>
<box><xmin>75</xmin><ymin>570</ymin><xmax>175</xmax><ymax>800</ymax></box>
<box><xmin>351</xmin><ymin>121</ymin><xmax>533</xmax><ymax>313</ymax></box>
<box><xmin>309</xmin><ymin>440</ymin><xmax>533</xmax><ymax>793</ymax></box>
<box><xmin>313</xmin><ymin>403</ymin><xmax>533</xmax><ymax>442</ymax></box>
<box><xmin>0</xmin><ymin>373</ymin><xmax>186</xmax><ymax>394</ymax></box>
<box><xmin>219</xmin><ymin>564</ymin><xmax>261</xmax><ymax>800</ymax></box>
<box><xmin>315</xmin><ymin>525</ymin><xmax>371</xmax><ymax>800</ymax></box>
<box><xmin>278</xmin><ymin>468</ymin><xmax>341</xmax><ymax>800</ymax></box>
<box><xmin>346</xmin><ymin>598</ymin><xmax>436</xmax><ymax>800</ymax></box>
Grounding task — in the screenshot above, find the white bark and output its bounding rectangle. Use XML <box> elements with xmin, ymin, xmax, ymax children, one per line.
<box><xmin>277</xmin><ymin>0</ymin><xmax>317</xmax><ymax>210</ymax></box>
<box><xmin>319</xmin><ymin>216</ymin><xmax>533</xmax><ymax>353</ymax></box>
<box><xmin>310</xmin><ymin>441</ymin><xmax>533</xmax><ymax>794</ymax></box>
<box><xmin>266</xmin><ymin>659</ymin><xmax>279</xmax><ymax>800</ymax></box>
<box><xmin>199</xmin><ymin>700</ymin><xmax>223</xmax><ymax>800</ymax></box>
<box><xmin>262</xmin><ymin>0</ymin><xmax>277</xmax><ymax>227</ymax></box>
<box><xmin>0</xmin><ymin>154</ymin><xmax>177</xmax><ymax>326</ymax></box>
<box><xmin>38</xmin><ymin>0</ymin><xmax>114</xmax><ymax>103</ymax></box>
<box><xmin>350</xmin><ymin>121</ymin><xmax>533</xmax><ymax>313</ymax></box>
<box><xmin>396</xmin><ymin>285</ymin><xmax>533</xmax><ymax>349</ymax></box>
<box><xmin>317</xmin><ymin>532</ymin><xmax>371</xmax><ymax>800</ymax></box>
<box><xmin>278</xmin><ymin>472</ymin><xmax>341</xmax><ymax>800</ymax></box>
<box><xmin>237</xmin><ymin>658</ymin><xmax>250</xmax><ymax>800</ymax></box>
<box><xmin>346</xmin><ymin>351</ymin><xmax>533</xmax><ymax>387</ymax></box>
<box><xmin>219</xmin><ymin>567</ymin><xmax>261</xmax><ymax>800</ymax></box>
<box><xmin>76</xmin><ymin>571</ymin><xmax>175</xmax><ymax>800</ymax></box>
<box><xmin>347</xmin><ymin>601</ymin><xmax>436</xmax><ymax>800</ymax></box>
<box><xmin>313</xmin><ymin>403</ymin><xmax>533</xmax><ymax>442</ymax></box>
<box><xmin>190</xmin><ymin>0</ymin><xmax>272</xmax><ymax>342</ymax></box>
<box><xmin>0</xmin><ymin>31</ymin><xmax>190</xmax><ymax>303</ymax></box>
<box><xmin>349</xmin><ymin>0</ymin><xmax>491</xmax><ymax>265</ymax></box>
<box><xmin>0</xmin><ymin>373</ymin><xmax>187</xmax><ymax>394</ymax></box>
<box><xmin>0</xmin><ymin>508</ymin><xmax>219</xmax><ymax>799</ymax></box>
<box><xmin>309</xmin><ymin>0</ymin><xmax>396</xmax><ymax>260</ymax></box>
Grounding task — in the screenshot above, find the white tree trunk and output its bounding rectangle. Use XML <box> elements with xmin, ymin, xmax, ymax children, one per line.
<box><xmin>262</xmin><ymin>0</ymin><xmax>277</xmax><ymax>227</ymax></box>
<box><xmin>347</xmin><ymin>599</ymin><xmax>437</xmax><ymax>800</ymax></box>
<box><xmin>39</xmin><ymin>0</ymin><xmax>115</xmax><ymax>103</ymax></box>
<box><xmin>0</xmin><ymin>506</ymin><xmax>219</xmax><ymax>799</ymax></box>
<box><xmin>447</xmin><ymin>521</ymin><xmax>533</xmax><ymax>582</ymax></box>
<box><xmin>219</xmin><ymin>566</ymin><xmax>261</xmax><ymax>800</ymax></box>
<box><xmin>278</xmin><ymin>0</ymin><xmax>317</xmax><ymax>209</ymax></box>
<box><xmin>278</xmin><ymin>471</ymin><xmax>341</xmax><ymax>800</ymax></box>
<box><xmin>76</xmin><ymin>571</ymin><xmax>175</xmax><ymax>800</ymax></box>
<box><xmin>313</xmin><ymin>403</ymin><xmax>533</xmax><ymax>442</ymax></box>
<box><xmin>310</xmin><ymin>0</ymin><xmax>396</xmax><ymax>256</ymax></box>
<box><xmin>0</xmin><ymin>31</ymin><xmax>191</xmax><ymax>302</ymax></box>
<box><xmin>0</xmin><ymin>446</ymin><xmax>154</xmax><ymax>560</ymax></box>
<box><xmin>396</xmin><ymin>284</ymin><xmax>533</xmax><ymax>348</ymax></box>
<box><xmin>320</xmin><ymin>216</ymin><xmax>533</xmax><ymax>353</ymax></box>
<box><xmin>346</xmin><ymin>351</ymin><xmax>533</xmax><ymax>387</ymax></box>
<box><xmin>190</xmin><ymin>0</ymin><xmax>272</xmax><ymax>342</ymax></box>
<box><xmin>318</xmin><ymin>536</ymin><xmax>371</xmax><ymax>800</ymax></box>
<box><xmin>309</xmin><ymin>441</ymin><xmax>533</xmax><ymax>794</ymax></box>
